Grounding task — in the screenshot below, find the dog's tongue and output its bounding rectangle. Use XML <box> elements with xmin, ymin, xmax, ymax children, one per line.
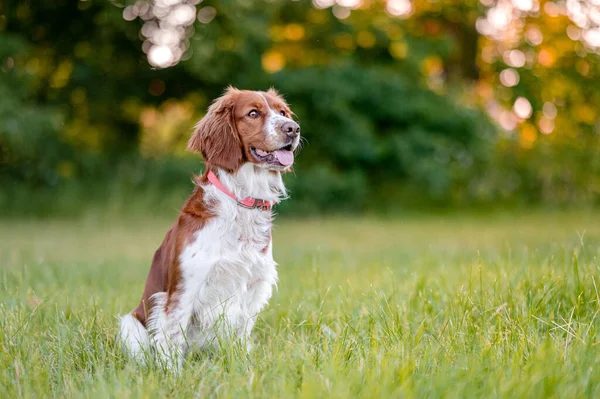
<box><xmin>272</xmin><ymin>150</ymin><xmax>294</xmax><ymax>166</ymax></box>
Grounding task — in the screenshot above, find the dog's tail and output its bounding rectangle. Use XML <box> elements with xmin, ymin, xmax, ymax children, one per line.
<box><xmin>119</xmin><ymin>313</ymin><xmax>149</xmax><ymax>362</ymax></box>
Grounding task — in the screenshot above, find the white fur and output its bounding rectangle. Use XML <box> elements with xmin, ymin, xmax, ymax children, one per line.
<box><xmin>119</xmin><ymin>313</ymin><xmax>149</xmax><ymax>362</ymax></box>
<box><xmin>121</xmin><ymin>163</ymin><xmax>286</xmax><ymax>369</ymax></box>
<box><xmin>260</xmin><ymin>92</ymin><xmax>294</xmax><ymax>138</ymax></box>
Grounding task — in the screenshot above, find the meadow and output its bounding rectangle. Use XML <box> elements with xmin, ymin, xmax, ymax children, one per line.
<box><xmin>1</xmin><ymin>211</ymin><xmax>600</xmax><ymax>398</ymax></box>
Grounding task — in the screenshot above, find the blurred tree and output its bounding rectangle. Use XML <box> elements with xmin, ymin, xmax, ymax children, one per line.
<box><xmin>146</xmin><ymin>0</ymin><xmax>495</xmax><ymax>209</ymax></box>
<box><xmin>2</xmin><ymin>0</ymin><xmax>170</xmax><ymax>154</ymax></box>
<box><xmin>0</xmin><ymin>33</ymin><xmax>64</xmax><ymax>188</ymax></box>
<box><xmin>274</xmin><ymin>65</ymin><xmax>495</xmax><ymax>211</ymax></box>
<box><xmin>475</xmin><ymin>0</ymin><xmax>600</xmax><ymax>203</ymax></box>
<box><xmin>3</xmin><ymin>0</ymin><xmax>599</xmax><ymax>214</ymax></box>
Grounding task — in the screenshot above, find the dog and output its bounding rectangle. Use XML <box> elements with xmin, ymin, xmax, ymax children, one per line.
<box><xmin>118</xmin><ymin>87</ymin><xmax>301</xmax><ymax>369</ymax></box>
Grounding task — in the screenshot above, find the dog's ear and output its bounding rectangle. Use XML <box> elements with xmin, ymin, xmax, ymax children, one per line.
<box><xmin>266</xmin><ymin>87</ymin><xmax>287</xmax><ymax>106</ymax></box>
<box><xmin>188</xmin><ymin>87</ymin><xmax>243</xmax><ymax>172</ymax></box>
<box><xmin>266</xmin><ymin>87</ymin><xmax>280</xmax><ymax>97</ymax></box>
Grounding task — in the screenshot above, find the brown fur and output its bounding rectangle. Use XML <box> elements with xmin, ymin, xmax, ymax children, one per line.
<box><xmin>188</xmin><ymin>88</ymin><xmax>244</xmax><ymax>172</ymax></box>
<box><xmin>133</xmin><ymin>180</ymin><xmax>213</xmax><ymax>326</ymax></box>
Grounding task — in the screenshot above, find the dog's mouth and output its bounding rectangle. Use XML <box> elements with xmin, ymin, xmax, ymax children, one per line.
<box><xmin>250</xmin><ymin>144</ymin><xmax>294</xmax><ymax>166</ymax></box>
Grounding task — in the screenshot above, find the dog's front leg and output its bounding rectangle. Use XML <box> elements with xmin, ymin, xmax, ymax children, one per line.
<box><xmin>148</xmin><ymin>293</ymin><xmax>193</xmax><ymax>372</ymax></box>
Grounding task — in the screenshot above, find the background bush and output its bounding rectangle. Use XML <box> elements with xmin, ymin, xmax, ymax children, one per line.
<box><xmin>1</xmin><ymin>0</ymin><xmax>598</xmax><ymax>216</ymax></box>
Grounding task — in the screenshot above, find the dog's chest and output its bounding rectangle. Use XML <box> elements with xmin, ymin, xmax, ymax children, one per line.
<box><xmin>178</xmin><ymin>209</ymin><xmax>276</xmax><ymax>329</ymax></box>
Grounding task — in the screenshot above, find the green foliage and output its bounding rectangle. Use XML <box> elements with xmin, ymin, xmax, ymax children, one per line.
<box><xmin>0</xmin><ymin>0</ymin><xmax>497</xmax><ymax>215</ymax></box>
<box><xmin>275</xmin><ymin>65</ymin><xmax>495</xmax><ymax>211</ymax></box>
<box><xmin>0</xmin><ymin>33</ymin><xmax>65</xmax><ymax>188</ymax></box>
<box><xmin>489</xmin><ymin>138</ymin><xmax>600</xmax><ymax>206</ymax></box>
<box><xmin>1</xmin><ymin>0</ymin><xmax>599</xmax><ymax>214</ymax></box>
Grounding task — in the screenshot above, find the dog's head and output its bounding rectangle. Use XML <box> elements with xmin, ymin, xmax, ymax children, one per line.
<box><xmin>188</xmin><ymin>87</ymin><xmax>301</xmax><ymax>172</ymax></box>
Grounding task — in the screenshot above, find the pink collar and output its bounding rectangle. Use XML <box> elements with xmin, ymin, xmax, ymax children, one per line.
<box><xmin>207</xmin><ymin>170</ymin><xmax>275</xmax><ymax>211</ymax></box>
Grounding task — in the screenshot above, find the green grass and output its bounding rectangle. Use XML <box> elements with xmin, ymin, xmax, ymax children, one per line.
<box><xmin>2</xmin><ymin>211</ymin><xmax>600</xmax><ymax>398</ymax></box>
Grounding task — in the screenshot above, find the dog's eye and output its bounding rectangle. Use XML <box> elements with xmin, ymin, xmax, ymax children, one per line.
<box><xmin>280</xmin><ymin>110</ymin><xmax>286</xmax><ymax>116</ymax></box>
<box><xmin>248</xmin><ymin>110</ymin><xmax>261</xmax><ymax>118</ymax></box>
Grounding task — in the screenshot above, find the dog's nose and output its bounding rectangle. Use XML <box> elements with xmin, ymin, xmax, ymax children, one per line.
<box><xmin>281</xmin><ymin>121</ymin><xmax>300</xmax><ymax>137</ymax></box>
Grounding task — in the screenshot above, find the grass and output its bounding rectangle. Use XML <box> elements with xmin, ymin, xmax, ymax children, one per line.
<box><xmin>2</xmin><ymin>210</ymin><xmax>600</xmax><ymax>397</ymax></box>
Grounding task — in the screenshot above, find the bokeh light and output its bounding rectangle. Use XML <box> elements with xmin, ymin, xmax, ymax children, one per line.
<box><xmin>514</xmin><ymin>97</ymin><xmax>533</xmax><ymax>119</ymax></box>
<box><xmin>500</xmin><ymin>68</ymin><xmax>520</xmax><ymax>87</ymax></box>
<box><xmin>499</xmin><ymin>110</ymin><xmax>518</xmax><ymax>130</ymax></box>
<box><xmin>148</xmin><ymin>45</ymin><xmax>174</xmax><ymax>68</ymax></box>
<box><xmin>543</xmin><ymin>102</ymin><xmax>558</xmax><ymax>119</ymax></box>
<box><xmin>504</xmin><ymin>49</ymin><xmax>526</xmax><ymax>67</ymax></box>
<box><xmin>332</xmin><ymin>5</ymin><xmax>351</xmax><ymax>19</ymax></box>
<box><xmin>123</xmin><ymin>0</ymin><xmax>202</xmax><ymax>68</ymax></box>
<box><xmin>197</xmin><ymin>6</ymin><xmax>216</xmax><ymax>24</ymax></box>
<box><xmin>386</xmin><ymin>0</ymin><xmax>413</xmax><ymax>17</ymax></box>
<box><xmin>476</xmin><ymin>0</ymin><xmax>600</xmax><ymax>52</ymax></box>
<box><xmin>312</xmin><ymin>0</ymin><xmax>336</xmax><ymax>9</ymax></box>
<box><xmin>539</xmin><ymin>116</ymin><xmax>555</xmax><ymax>134</ymax></box>
<box><xmin>336</xmin><ymin>0</ymin><xmax>362</xmax><ymax>10</ymax></box>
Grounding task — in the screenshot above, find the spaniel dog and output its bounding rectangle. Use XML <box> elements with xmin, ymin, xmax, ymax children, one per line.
<box><xmin>118</xmin><ymin>87</ymin><xmax>300</xmax><ymax>369</ymax></box>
